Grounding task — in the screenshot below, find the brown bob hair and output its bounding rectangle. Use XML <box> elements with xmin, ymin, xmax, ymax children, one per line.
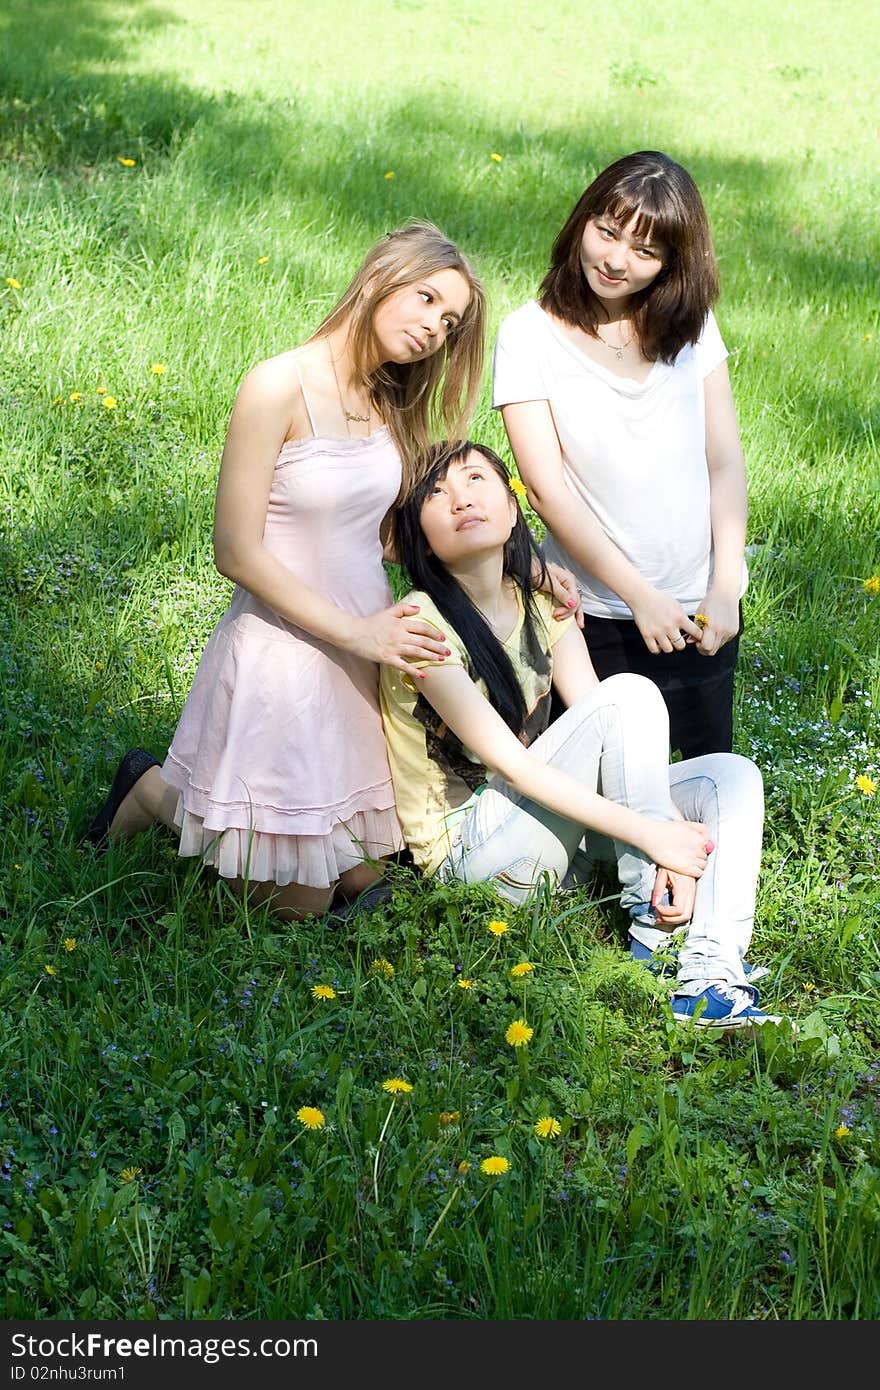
<box><xmin>312</xmin><ymin>221</ymin><xmax>486</xmax><ymax>498</ymax></box>
<box><xmin>540</xmin><ymin>151</ymin><xmax>719</xmax><ymax>363</ymax></box>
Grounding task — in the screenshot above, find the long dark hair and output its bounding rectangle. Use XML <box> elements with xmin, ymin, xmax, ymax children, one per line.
<box><xmin>540</xmin><ymin>151</ymin><xmax>719</xmax><ymax>363</ymax></box>
<box><xmin>395</xmin><ymin>441</ymin><xmax>547</xmax><ymax>735</ymax></box>
<box><xmin>310</xmin><ymin>221</ymin><xmax>486</xmax><ymax>498</ymax></box>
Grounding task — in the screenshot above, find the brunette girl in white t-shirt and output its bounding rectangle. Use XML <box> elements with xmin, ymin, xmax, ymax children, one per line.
<box><xmin>493</xmin><ymin>150</ymin><xmax>749</xmax><ymax>761</ymax></box>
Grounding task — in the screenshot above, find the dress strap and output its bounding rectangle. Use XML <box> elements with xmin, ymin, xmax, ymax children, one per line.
<box><xmin>292</xmin><ymin>356</ymin><xmax>318</xmax><ymax>438</ymax></box>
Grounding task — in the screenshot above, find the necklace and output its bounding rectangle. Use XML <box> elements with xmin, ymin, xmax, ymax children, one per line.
<box><xmin>594</xmin><ymin>323</ymin><xmax>632</xmax><ymax>361</ymax></box>
<box><xmin>328</xmin><ymin>347</ymin><xmax>370</xmax><ymax>429</ymax></box>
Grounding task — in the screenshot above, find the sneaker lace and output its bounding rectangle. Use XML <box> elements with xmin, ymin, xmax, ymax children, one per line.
<box><xmin>715</xmin><ymin>984</ymin><xmax>758</xmax><ymax>1017</ymax></box>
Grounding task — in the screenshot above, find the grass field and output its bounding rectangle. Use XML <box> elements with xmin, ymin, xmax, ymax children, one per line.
<box><xmin>1</xmin><ymin>0</ymin><xmax>878</xmax><ymax>1320</ymax></box>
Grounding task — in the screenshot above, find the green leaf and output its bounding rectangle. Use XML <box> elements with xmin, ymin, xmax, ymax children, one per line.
<box><xmin>189</xmin><ymin>1268</ymin><xmax>212</xmax><ymax>1312</ymax></box>
<box><xmin>625</xmin><ymin>1122</ymin><xmax>645</xmax><ymax>1166</ymax></box>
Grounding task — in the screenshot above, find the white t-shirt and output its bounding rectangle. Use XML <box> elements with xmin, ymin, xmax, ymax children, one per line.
<box><xmin>492</xmin><ymin>300</ymin><xmax>747</xmax><ymax>619</ymax></box>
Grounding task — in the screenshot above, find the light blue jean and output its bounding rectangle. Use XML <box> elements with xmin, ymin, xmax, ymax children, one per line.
<box><xmin>436</xmin><ymin>673</ymin><xmax>764</xmax><ymax>994</ymax></box>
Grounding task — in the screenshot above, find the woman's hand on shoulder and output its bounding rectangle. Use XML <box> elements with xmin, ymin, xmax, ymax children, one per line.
<box><xmin>629</xmin><ymin>586</ymin><xmax>702</xmax><ymax>654</ymax></box>
<box><xmin>539</xmin><ymin>561</ymin><xmax>584</xmax><ymax>628</ymax></box>
<box><xmin>693</xmin><ymin>590</ymin><xmax>739</xmax><ymax>657</ymax></box>
<box><xmin>349</xmin><ymin>603</ymin><xmax>452</xmax><ymax>680</ymax></box>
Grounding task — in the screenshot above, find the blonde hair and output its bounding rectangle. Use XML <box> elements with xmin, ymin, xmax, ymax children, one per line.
<box><xmin>311</xmin><ymin>221</ymin><xmax>486</xmax><ymax>498</ymax></box>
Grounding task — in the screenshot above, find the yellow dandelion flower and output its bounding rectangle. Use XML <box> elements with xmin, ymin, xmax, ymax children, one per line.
<box><xmin>257</xmin><ymin>255</ymin><xmax>270</xmax><ymax>264</ymax></box>
<box><xmin>5</xmin><ymin>277</ymin><xmax>22</xmax><ymax>289</ymax></box>
<box><xmin>69</xmin><ymin>391</ymin><xmax>83</xmax><ymax>402</ymax></box>
<box><xmin>505</xmin><ymin>1018</ymin><xmax>533</xmax><ymax>1048</ymax></box>
<box><xmin>803</xmin><ymin>981</ymin><xmax>816</xmax><ymax>993</ymax></box>
<box><xmin>102</xmin><ymin>396</ymin><xmax>117</xmax><ymax>409</ymax></box>
<box><xmin>53</xmin><ymin>396</ymin><xmax>65</xmax><ymax>405</ymax></box>
<box><xmin>370</xmin><ymin>957</ymin><xmax>395</xmax><ymax>979</ymax></box>
<box><xmin>63</xmin><ymin>938</ymin><xmax>77</xmax><ymax>953</ymax></box>
<box><xmin>457</xmin><ymin>1160</ymin><xmax>471</xmax><ymax>1174</ymax></box>
<box><xmin>490</xmin><ymin>152</ymin><xmax>503</xmax><ymax>162</ymax></box>
<box><xmin>694</xmin><ymin>612</ymin><xmax>709</xmax><ymax>630</ymax></box>
<box><xmin>311</xmin><ymin>983</ymin><xmax>336</xmax><ymax>1001</ymax></box>
<box><xmin>835</xmin><ymin>1124</ymin><xmax>850</xmax><ymax>1139</ymax></box>
<box><xmin>487</xmin><ymin>919</ymin><xmax>509</xmax><ymax>937</ymax></box>
<box><xmin>150</xmin><ymin>362</ymin><xmax>167</xmax><ymax>375</ymax></box>
<box><xmin>95</xmin><ymin>660</ymin><xmax>104</xmax><ymax>671</ymax></box>
<box><xmin>480</xmin><ymin>1155</ymin><xmax>510</xmax><ymax>1175</ymax></box>
<box><xmin>384</xmin><ymin>171</ymin><xmax>395</xmax><ymax>180</ymax></box>
<box><xmin>855</xmin><ymin>774</ymin><xmax>877</xmax><ymax>796</ymax></box>
<box><xmin>534</xmin><ymin>1115</ymin><xmax>562</xmax><ymax>1140</ymax></box>
<box><xmin>119</xmin><ymin>1166</ymin><xmax>142</xmax><ymax>1182</ymax></box>
<box><xmin>439</xmin><ymin>1110</ymin><xmax>461</xmax><ymax>1126</ymax></box>
<box><xmin>382</xmin><ymin>1077</ymin><xmax>413</xmax><ymax>1094</ymax></box>
<box><xmin>457</xmin><ymin>978</ymin><xmax>474</xmax><ymax>990</ymax></box>
<box><xmin>863</xmin><ymin>575</ymin><xmax>880</xmax><ymax>595</ymax></box>
<box><xmin>44</xmin><ymin>964</ymin><xmax>57</xmax><ymax>977</ymax></box>
<box><xmin>96</xmin><ymin>386</ymin><xmax>107</xmax><ymax>394</ymax></box>
<box><xmin>116</xmin><ymin>156</ymin><xmax>136</xmax><ymax>167</ymax></box>
<box><xmin>510</xmin><ymin>962</ymin><xmax>535</xmax><ymax>978</ymax></box>
<box><xmin>296</xmin><ymin>1106</ymin><xmax>325</xmax><ymax>1130</ymax></box>
<box><xmin>508</xmin><ymin>475</ymin><xmax>528</xmax><ymax>499</ymax></box>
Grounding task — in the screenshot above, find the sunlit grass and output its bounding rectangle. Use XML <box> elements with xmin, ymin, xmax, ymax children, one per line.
<box><xmin>0</xmin><ymin>0</ymin><xmax>878</xmax><ymax>1320</ymax></box>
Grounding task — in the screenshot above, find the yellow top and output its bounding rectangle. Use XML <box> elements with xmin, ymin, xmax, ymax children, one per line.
<box><xmin>379</xmin><ymin>588</ymin><xmax>572</xmax><ymax>873</ymax></box>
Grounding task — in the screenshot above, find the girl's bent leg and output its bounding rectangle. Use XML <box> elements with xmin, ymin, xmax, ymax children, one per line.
<box><xmin>439</xmin><ymin>673</ymin><xmax>677</xmax><ymax>907</ymax></box>
<box><xmin>667</xmin><ymin>753</ymin><xmax>764</xmax><ymax>993</ymax></box>
<box><xmin>229</xmin><ymin>877</ymin><xmax>335</xmax><ymax>921</ymax></box>
<box><xmin>336</xmin><ymin>860</ymin><xmax>386</xmax><ymax>899</ymax></box>
<box><xmin>110</xmin><ymin>766</ymin><xmax>179</xmax><ymax>839</ymax></box>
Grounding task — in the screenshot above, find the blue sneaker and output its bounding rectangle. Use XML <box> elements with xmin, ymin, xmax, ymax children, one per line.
<box><xmin>629</xmin><ymin>937</ymin><xmax>769</xmax><ymax>983</ymax></box>
<box><xmin>670</xmin><ymin>984</ymin><xmax>782</xmax><ymax>1030</ymax></box>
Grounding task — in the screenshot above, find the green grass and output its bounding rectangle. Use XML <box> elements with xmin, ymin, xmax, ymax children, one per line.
<box><xmin>1</xmin><ymin>0</ymin><xmax>879</xmax><ymax>1320</ymax></box>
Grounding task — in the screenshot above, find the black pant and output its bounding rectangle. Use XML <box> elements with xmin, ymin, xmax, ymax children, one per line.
<box><xmin>552</xmin><ymin>606</ymin><xmax>743</xmax><ymax>760</ymax></box>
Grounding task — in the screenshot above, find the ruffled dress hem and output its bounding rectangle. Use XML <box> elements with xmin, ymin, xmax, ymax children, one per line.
<box><xmin>172</xmin><ymin>794</ymin><xmax>403</xmax><ymax>889</ymax></box>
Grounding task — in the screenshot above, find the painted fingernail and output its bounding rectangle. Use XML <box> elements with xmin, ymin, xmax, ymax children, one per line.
<box><xmin>568</xmin><ymin>600</ymin><xmax>576</xmax><ymax>607</ymax></box>
<box><xmin>704</xmin><ymin>839</ymin><xmax>715</xmax><ymax>854</ymax></box>
<box><xmin>444</xmin><ymin>648</ymin><xmax>452</xmax><ymax>655</ymax></box>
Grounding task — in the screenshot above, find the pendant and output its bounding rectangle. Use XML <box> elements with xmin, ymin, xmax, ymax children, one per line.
<box><xmin>344</xmin><ymin>410</ymin><xmax>370</xmax><ymax>423</ymax></box>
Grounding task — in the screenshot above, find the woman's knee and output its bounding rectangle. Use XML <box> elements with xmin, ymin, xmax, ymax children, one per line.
<box><xmin>679</xmin><ymin>752</ymin><xmax>764</xmax><ymax>820</ymax></box>
<box><xmin>719</xmin><ymin>752</ymin><xmax>764</xmax><ymax>810</ymax></box>
<box><xmin>600</xmin><ymin>670</ymin><xmax>666</xmax><ymax>711</ymax></box>
<box><xmin>576</xmin><ymin>671</ymin><xmax>668</xmax><ymax>738</ymax></box>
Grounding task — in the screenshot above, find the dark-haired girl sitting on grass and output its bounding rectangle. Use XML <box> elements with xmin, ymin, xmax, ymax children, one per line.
<box><xmin>380</xmin><ymin>441</ymin><xmax>779</xmax><ymax>1030</ymax></box>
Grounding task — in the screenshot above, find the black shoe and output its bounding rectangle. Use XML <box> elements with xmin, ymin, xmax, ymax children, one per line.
<box><xmin>327</xmin><ymin>877</ymin><xmax>394</xmax><ymax>922</ymax></box>
<box><xmin>81</xmin><ymin>748</ymin><xmax>160</xmax><ymax>846</ymax></box>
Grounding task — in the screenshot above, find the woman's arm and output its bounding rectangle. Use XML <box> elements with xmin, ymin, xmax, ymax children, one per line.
<box><xmin>694</xmin><ymin>361</ymin><xmax>747</xmax><ymax>657</ymax></box>
<box><xmin>419</xmin><ymin>659</ymin><xmax>709</xmax><ymax>877</ymax></box>
<box><xmin>213</xmin><ymin>359</ymin><xmax>449</xmax><ymax>679</ymax></box>
<box><xmin>548</xmin><ymin>622</ymin><xmax>600</xmax><ymax>707</ymax></box>
<box><xmin>501</xmin><ymin>401</ymin><xmax>702</xmax><ymax>651</ymax></box>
